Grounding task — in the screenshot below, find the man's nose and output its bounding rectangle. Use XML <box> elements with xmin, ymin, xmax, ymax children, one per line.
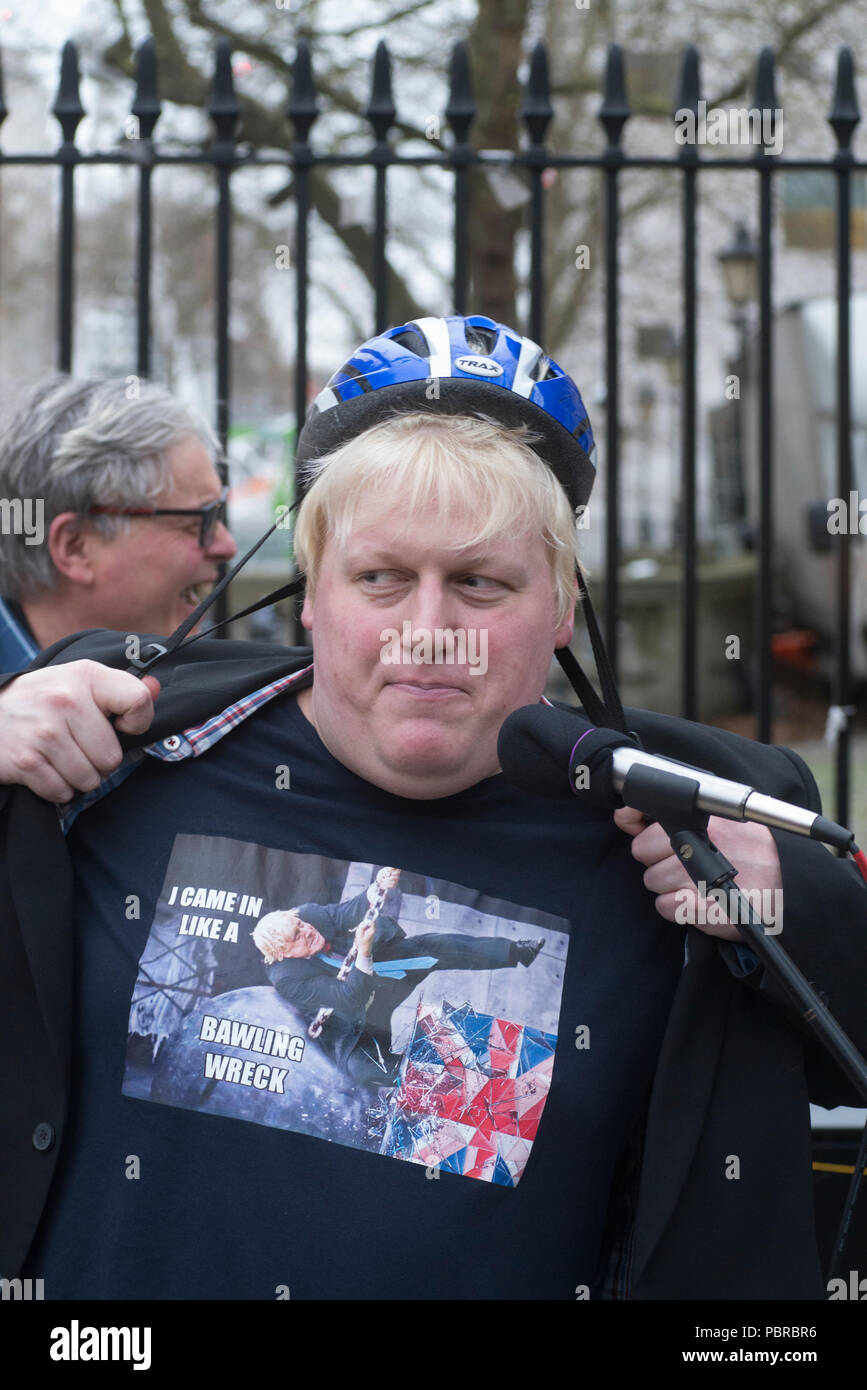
<box><xmin>410</xmin><ymin>573</ymin><xmax>459</xmax><ymax>630</ymax></box>
<box><xmin>205</xmin><ymin>520</ymin><xmax>237</xmax><ymax>560</ymax></box>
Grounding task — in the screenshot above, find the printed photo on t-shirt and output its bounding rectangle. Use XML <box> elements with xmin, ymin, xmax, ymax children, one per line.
<box><xmin>122</xmin><ymin>833</ymin><xmax>569</xmax><ymax>1187</ymax></box>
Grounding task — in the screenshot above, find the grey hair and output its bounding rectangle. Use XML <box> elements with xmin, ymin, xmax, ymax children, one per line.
<box><xmin>0</xmin><ymin>374</ymin><xmax>220</xmax><ymax>600</ymax></box>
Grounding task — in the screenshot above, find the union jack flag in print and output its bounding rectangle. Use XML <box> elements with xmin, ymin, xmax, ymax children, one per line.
<box><xmin>381</xmin><ymin>999</ymin><xmax>557</xmax><ymax>1186</ymax></box>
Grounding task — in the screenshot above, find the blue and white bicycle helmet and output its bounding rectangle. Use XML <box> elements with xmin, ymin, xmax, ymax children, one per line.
<box><xmin>296</xmin><ymin>314</ymin><xmax>597</xmax><ymax>512</ymax></box>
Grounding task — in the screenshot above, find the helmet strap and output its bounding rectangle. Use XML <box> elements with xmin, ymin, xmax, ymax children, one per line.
<box><xmin>554</xmin><ymin>567</ymin><xmax>629</xmax><ymax>733</ymax></box>
<box><xmin>123</xmin><ymin>504</ymin><xmax>305</xmax><ymax>675</ymax></box>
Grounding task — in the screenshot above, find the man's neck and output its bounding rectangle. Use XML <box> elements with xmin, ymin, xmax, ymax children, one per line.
<box><xmin>20</xmin><ymin>593</ymin><xmax>92</xmax><ymax>651</ymax></box>
<box><xmin>295</xmin><ymin>684</ymin><xmax>315</xmax><ymax>724</ymax></box>
<box><xmin>2</xmin><ymin>595</ymin><xmax>38</xmax><ymax>645</ymax></box>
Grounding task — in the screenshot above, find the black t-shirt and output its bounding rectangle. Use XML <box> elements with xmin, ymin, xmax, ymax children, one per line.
<box><xmin>24</xmin><ymin>690</ymin><xmax>685</xmax><ymax>1300</ymax></box>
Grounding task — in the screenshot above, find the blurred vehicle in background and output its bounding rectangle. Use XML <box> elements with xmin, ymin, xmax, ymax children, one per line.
<box><xmin>711</xmin><ymin>292</ymin><xmax>867</xmax><ymax>686</ymax></box>
<box><xmin>226</xmin><ymin>413</ymin><xmax>295</xmax><ymax>563</ymax></box>
<box><xmin>219</xmin><ymin>415</ymin><xmax>296</xmax><ymax>644</ymax></box>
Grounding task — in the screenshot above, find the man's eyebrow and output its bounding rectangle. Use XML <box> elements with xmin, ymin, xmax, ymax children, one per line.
<box><xmin>342</xmin><ymin>546</ymin><xmax>406</xmax><ymax>565</ymax></box>
<box><xmin>343</xmin><ymin>542</ymin><xmax>517</xmax><ymax>566</ymax></box>
<box><xmin>172</xmin><ymin>477</ymin><xmax>225</xmax><ymax>504</ymax></box>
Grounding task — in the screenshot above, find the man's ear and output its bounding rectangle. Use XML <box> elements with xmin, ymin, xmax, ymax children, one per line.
<box><xmin>47</xmin><ymin>512</ymin><xmax>97</xmax><ymax>586</ymax></box>
<box><xmin>553</xmin><ymin>611</ymin><xmax>575</xmax><ymax>650</ymax></box>
<box><xmin>553</xmin><ymin>572</ymin><xmax>579</xmax><ymax>649</ymax></box>
<box><xmin>300</xmin><ymin>590</ymin><xmax>313</xmax><ymax>631</ymax></box>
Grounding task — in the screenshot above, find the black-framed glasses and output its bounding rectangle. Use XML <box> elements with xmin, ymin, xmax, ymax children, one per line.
<box><xmin>86</xmin><ymin>485</ymin><xmax>230</xmax><ymax>548</ymax></box>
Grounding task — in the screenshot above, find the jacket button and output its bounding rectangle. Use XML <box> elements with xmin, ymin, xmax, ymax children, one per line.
<box><xmin>32</xmin><ymin>1122</ymin><xmax>55</xmax><ymax>1152</ymax></box>
<box><xmin>162</xmin><ymin>735</ymin><xmax>182</xmax><ymax>752</ymax></box>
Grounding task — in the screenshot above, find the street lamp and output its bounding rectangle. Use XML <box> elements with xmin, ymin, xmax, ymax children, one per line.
<box><xmin>717</xmin><ymin>222</ymin><xmax>759</xmax><ymax>309</ymax></box>
<box><xmin>637</xmin><ymin>381</ymin><xmax>656</xmax><ymax>546</ymax></box>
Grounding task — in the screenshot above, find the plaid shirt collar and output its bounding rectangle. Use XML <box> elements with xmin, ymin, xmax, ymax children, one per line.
<box><xmin>58</xmin><ymin>662</ymin><xmax>313</xmax><ymax>832</ymax></box>
<box><xmin>145</xmin><ymin>662</ymin><xmax>314</xmax><ymax>762</ymax></box>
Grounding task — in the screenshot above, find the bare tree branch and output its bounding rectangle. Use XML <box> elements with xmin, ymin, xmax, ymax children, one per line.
<box><xmin>301</xmin><ymin>0</ymin><xmax>442</xmax><ymax>39</ymax></box>
<box><xmin>98</xmin><ymin>0</ymin><xmax>865</xmax><ymax>364</ymax></box>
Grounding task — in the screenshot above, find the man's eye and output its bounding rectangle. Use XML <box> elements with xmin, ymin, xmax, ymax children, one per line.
<box><xmin>360</xmin><ymin>570</ymin><xmax>400</xmax><ymax>584</ymax></box>
<box><xmin>459</xmin><ymin>574</ymin><xmax>499</xmax><ymax>589</ymax></box>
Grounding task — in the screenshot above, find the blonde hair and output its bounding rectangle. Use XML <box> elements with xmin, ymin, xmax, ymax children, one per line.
<box><xmin>292</xmin><ymin>412</ymin><xmax>582</xmax><ymax>626</ymax></box>
<box><xmin>252</xmin><ymin>911</ymin><xmax>299</xmax><ymax>965</ymax></box>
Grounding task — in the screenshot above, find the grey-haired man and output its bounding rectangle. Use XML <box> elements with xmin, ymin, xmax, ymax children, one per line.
<box><xmin>0</xmin><ymin>375</ymin><xmax>236</xmax><ymax>671</ymax></box>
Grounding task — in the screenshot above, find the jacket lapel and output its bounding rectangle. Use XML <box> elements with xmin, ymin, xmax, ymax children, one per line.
<box><xmin>629</xmin><ymin>927</ymin><xmax>731</xmax><ymax>1289</ymax></box>
<box><xmin>7</xmin><ymin>789</ymin><xmax>74</xmax><ymax>1085</ymax></box>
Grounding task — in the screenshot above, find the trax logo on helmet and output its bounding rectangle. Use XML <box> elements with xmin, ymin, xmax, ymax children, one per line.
<box><xmin>454</xmin><ymin>354</ymin><xmax>504</xmax><ymax>378</ymax></box>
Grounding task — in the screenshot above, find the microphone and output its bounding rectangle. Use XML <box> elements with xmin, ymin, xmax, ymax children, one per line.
<box><xmin>497</xmin><ymin>704</ymin><xmax>855</xmax><ymax>853</ymax></box>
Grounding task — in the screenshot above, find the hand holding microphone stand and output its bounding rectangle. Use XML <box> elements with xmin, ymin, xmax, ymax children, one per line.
<box><xmin>619</xmin><ymin>758</ymin><xmax>867</xmax><ymax>1283</ymax></box>
<box><xmin>618</xmin><ymin>757</ymin><xmax>867</xmax><ymax>1106</ymax></box>
<box><xmin>498</xmin><ymin>703</ymin><xmax>867</xmax><ymax>1276</ymax></box>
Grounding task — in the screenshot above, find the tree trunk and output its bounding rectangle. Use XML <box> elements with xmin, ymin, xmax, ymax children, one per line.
<box><xmin>466</xmin><ymin>0</ymin><xmax>531</xmax><ymax>327</ymax></box>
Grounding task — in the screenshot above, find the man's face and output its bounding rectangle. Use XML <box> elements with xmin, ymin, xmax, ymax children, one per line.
<box><xmin>79</xmin><ymin>436</ymin><xmax>237</xmax><ymax>636</ymax></box>
<box><xmin>298</xmin><ymin>490</ymin><xmax>574</xmax><ymax>799</ymax></box>
<box><xmin>281</xmin><ymin>911</ymin><xmax>328</xmax><ymax>959</ymax></box>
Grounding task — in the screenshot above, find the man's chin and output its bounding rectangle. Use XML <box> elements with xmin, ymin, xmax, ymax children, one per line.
<box><xmin>312</xmin><ymin>701</ymin><xmax>496</xmax><ymax>792</ymax></box>
<box><xmin>374</xmin><ymin>729</ymin><xmax>495</xmax><ymax>789</ymax></box>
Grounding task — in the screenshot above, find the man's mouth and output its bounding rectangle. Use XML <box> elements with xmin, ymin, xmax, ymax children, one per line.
<box><xmin>180</xmin><ymin>582</ymin><xmax>214</xmax><ymax>610</ymax></box>
<box><xmin>387</xmin><ymin>680</ymin><xmax>469</xmax><ymax>697</ymax></box>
